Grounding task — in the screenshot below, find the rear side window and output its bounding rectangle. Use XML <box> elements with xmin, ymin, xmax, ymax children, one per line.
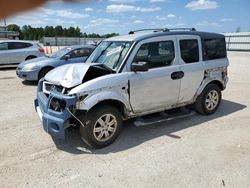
<box><xmin>204</xmin><ymin>38</ymin><xmax>226</xmax><ymax>60</ymax></box>
<box><xmin>0</xmin><ymin>43</ymin><xmax>8</xmax><ymax>50</ymax></box>
<box><xmin>8</xmin><ymin>42</ymin><xmax>32</xmax><ymax>50</ymax></box>
<box><xmin>180</xmin><ymin>39</ymin><xmax>199</xmax><ymax>63</ymax></box>
<box><xmin>134</xmin><ymin>41</ymin><xmax>175</xmax><ymax>69</ymax></box>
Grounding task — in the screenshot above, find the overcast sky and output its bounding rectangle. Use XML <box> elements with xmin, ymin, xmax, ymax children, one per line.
<box><xmin>2</xmin><ymin>0</ymin><xmax>250</xmax><ymax>34</ymax></box>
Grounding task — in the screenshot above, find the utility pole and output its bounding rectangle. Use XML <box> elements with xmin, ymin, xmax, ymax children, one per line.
<box><xmin>4</xmin><ymin>18</ymin><xmax>7</xmax><ymax>38</ymax></box>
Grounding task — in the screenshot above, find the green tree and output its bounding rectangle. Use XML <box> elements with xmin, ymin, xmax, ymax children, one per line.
<box><xmin>7</xmin><ymin>24</ymin><xmax>23</xmax><ymax>39</ymax></box>
<box><xmin>22</xmin><ymin>25</ymin><xmax>28</xmax><ymax>40</ymax></box>
<box><xmin>55</xmin><ymin>25</ymin><xmax>63</xmax><ymax>37</ymax></box>
<box><xmin>75</xmin><ymin>26</ymin><xmax>81</xmax><ymax>37</ymax></box>
<box><xmin>68</xmin><ymin>27</ymin><xmax>76</xmax><ymax>37</ymax></box>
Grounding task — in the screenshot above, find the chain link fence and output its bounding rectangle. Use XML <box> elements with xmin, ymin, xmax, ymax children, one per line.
<box><xmin>41</xmin><ymin>37</ymin><xmax>104</xmax><ymax>46</ymax></box>
<box><xmin>224</xmin><ymin>32</ymin><xmax>250</xmax><ymax>51</ymax></box>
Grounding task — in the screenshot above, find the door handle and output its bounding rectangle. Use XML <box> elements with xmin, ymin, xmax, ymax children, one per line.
<box><xmin>171</xmin><ymin>71</ymin><xmax>184</xmax><ymax>80</ymax></box>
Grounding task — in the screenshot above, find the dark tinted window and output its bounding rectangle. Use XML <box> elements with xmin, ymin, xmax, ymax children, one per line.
<box><xmin>180</xmin><ymin>39</ymin><xmax>199</xmax><ymax>63</ymax></box>
<box><xmin>134</xmin><ymin>41</ymin><xmax>175</xmax><ymax>69</ymax></box>
<box><xmin>8</xmin><ymin>42</ymin><xmax>32</xmax><ymax>50</ymax></box>
<box><xmin>0</xmin><ymin>43</ymin><xmax>8</xmax><ymax>50</ymax></box>
<box><xmin>204</xmin><ymin>38</ymin><xmax>226</xmax><ymax>60</ymax></box>
<box><xmin>69</xmin><ymin>48</ymin><xmax>92</xmax><ymax>58</ymax></box>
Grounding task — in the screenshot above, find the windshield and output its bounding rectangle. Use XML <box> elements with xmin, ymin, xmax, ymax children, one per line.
<box><xmin>85</xmin><ymin>41</ymin><xmax>133</xmax><ymax>71</ymax></box>
<box><xmin>50</xmin><ymin>47</ymin><xmax>72</xmax><ymax>58</ymax></box>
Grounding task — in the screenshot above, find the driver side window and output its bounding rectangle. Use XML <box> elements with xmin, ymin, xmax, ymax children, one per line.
<box><xmin>68</xmin><ymin>48</ymin><xmax>91</xmax><ymax>58</ymax></box>
<box><xmin>134</xmin><ymin>41</ymin><xmax>175</xmax><ymax>69</ymax></box>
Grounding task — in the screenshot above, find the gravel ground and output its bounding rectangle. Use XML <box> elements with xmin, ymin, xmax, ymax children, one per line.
<box><xmin>0</xmin><ymin>51</ymin><xmax>249</xmax><ymax>188</ymax></box>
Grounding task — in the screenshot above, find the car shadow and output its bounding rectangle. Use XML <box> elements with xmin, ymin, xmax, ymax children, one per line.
<box><xmin>52</xmin><ymin>99</ymin><xmax>247</xmax><ymax>154</ymax></box>
<box><xmin>22</xmin><ymin>80</ymin><xmax>38</xmax><ymax>86</ymax></box>
<box><xmin>0</xmin><ymin>67</ymin><xmax>17</xmax><ymax>71</ymax></box>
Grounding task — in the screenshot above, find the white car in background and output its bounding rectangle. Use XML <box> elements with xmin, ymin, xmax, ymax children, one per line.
<box><xmin>0</xmin><ymin>40</ymin><xmax>45</xmax><ymax>67</ymax></box>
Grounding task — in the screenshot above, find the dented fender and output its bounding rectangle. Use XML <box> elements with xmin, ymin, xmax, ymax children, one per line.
<box><xmin>195</xmin><ymin>66</ymin><xmax>228</xmax><ymax>99</ymax></box>
<box><xmin>77</xmin><ymin>90</ymin><xmax>131</xmax><ymax>112</ymax></box>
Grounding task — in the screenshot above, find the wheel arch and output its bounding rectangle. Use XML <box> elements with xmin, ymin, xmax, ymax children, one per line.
<box><xmin>90</xmin><ymin>99</ymin><xmax>128</xmax><ymax>119</ymax></box>
<box><xmin>38</xmin><ymin>66</ymin><xmax>54</xmax><ymax>80</ymax></box>
<box><xmin>195</xmin><ymin>79</ymin><xmax>224</xmax><ymax>100</ymax></box>
<box><xmin>25</xmin><ymin>55</ymin><xmax>37</xmax><ymax>60</ymax></box>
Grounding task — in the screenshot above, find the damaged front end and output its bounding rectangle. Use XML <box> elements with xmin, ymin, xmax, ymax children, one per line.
<box><xmin>35</xmin><ymin>80</ymin><xmax>78</xmax><ymax>139</ymax></box>
<box><xmin>34</xmin><ymin>63</ymin><xmax>117</xmax><ymax>139</ymax></box>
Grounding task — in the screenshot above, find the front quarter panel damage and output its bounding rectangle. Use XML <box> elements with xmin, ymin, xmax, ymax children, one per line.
<box><xmin>69</xmin><ymin>73</ymin><xmax>132</xmax><ymax>113</ymax></box>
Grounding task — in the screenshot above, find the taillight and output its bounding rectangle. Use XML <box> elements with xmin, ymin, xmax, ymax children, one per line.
<box><xmin>39</xmin><ymin>48</ymin><xmax>44</xmax><ymax>53</ymax></box>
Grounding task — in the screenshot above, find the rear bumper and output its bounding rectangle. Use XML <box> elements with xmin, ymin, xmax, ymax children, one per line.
<box><xmin>35</xmin><ymin>80</ymin><xmax>77</xmax><ymax>139</ymax></box>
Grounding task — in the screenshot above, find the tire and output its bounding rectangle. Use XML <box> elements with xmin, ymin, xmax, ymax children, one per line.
<box><xmin>195</xmin><ymin>84</ymin><xmax>222</xmax><ymax>115</ymax></box>
<box><xmin>79</xmin><ymin>105</ymin><xmax>123</xmax><ymax>149</ymax></box>
<box><xmin>38</xmin><ymin>67</ymin><xmax>53</xmax><ymax>80</ymax></box>
<box><xmin>25</xmin><ymin>56</ymin><xmax>37</xmax><ymax>61</ymax></box>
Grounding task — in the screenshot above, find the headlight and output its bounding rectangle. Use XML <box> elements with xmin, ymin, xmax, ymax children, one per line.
<box><xmin>22</xmin><ymin>64</ymin><xmax>38</xmax><ymax>71</ymax></box>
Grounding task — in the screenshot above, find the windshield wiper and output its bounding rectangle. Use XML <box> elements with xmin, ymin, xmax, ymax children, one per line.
<box><xmin>93</xmin><ymin>42</ymin><xmax>113</xmax><ymax>63</ymax></box>
<box><xmin>112</xmin><ymin>45</ymin><xmax>126</xmax><ymax>69</ymax></box>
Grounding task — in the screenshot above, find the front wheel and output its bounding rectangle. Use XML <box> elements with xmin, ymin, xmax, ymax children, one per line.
<box><xmin>195</xmin><ymin>84</ymin><xmax>222</xmax><ymax>115</ymax></box>
<box><xmin>38</xmin><ymin>67</ymin><xmax>53</xmax><ymax>80</ymax></box>
<box><xmin>79</xmin><ymin>105</ymin><xmax>123</xmax><ymax>148</ymax></box>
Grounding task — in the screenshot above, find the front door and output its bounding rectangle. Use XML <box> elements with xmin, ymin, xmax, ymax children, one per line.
<box><xmin>128</xmin><ymin>37</ymin><xmax>181</xmax><ymax>113</ymax></box>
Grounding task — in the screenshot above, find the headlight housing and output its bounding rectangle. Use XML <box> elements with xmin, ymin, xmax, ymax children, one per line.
<box><xmin>22</xmin><ymin>64</ymin><xmax>38</xmax><ymax>71</ymax></box>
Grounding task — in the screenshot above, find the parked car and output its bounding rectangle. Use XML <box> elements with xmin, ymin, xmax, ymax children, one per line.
<box><xmin>16</xmin><ymin>45</ymin><xmax>95</xmax><ymax>81</ymax></box>
<box><xmin>35</xmin><ymin>28</ymin><xmax>229</xmax><ymax>148</ymax></box>
<box><xmin>0</xmin><ymin>40</ymin><xmax>45</xmax><ymax>67</ymax></box>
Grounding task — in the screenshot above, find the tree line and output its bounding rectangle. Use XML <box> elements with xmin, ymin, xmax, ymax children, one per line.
<box><xmin>7</xmin><ymin>24</ymin><xmax>119</xmax><ymax>40</ymax></box>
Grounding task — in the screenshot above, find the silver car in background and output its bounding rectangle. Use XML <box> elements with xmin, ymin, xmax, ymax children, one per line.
<box><xmin>0</xmin><ymin>40</ymin><xmax>45</xmax><ymax>67</ymax></box>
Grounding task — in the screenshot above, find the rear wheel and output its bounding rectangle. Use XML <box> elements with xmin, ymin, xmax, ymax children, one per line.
<box><xmin>195</xmin><ymin>84</ymin><xmax>221</xmax><ymax>115</ymax></box>
<box><xmin>79</xmin><ymin>105</ymin><xmax>123</xmax><ymax>148</ymax></box>
<box><xmin>38</xmin><ymin>67</ymin><xmax>53</xmax><ymax>80</ymax></box>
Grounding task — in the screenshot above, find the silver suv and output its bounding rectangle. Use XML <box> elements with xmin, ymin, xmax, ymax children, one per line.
<box><xmin>0</xmin><ymin>40</ymin><xmax>45</xmax><ymax>67</ymax></box>
<box><xmin>35</xmin><ymin>28</ymin><xmax>229</xmax><ymax>148</ymax></box>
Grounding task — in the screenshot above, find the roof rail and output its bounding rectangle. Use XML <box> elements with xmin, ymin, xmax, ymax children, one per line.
<box><xmin>167</xmin><ymin>28</ymin><xmax>196</xmax><ymax>31</ymax></box>
<box><xmin>128</xmin><ymin>28</ymin><xmax>168</xmax><ymax>34</ymax></box>
<box><xmin>128</xmin><ymin>27</ymin><xmax>196</xmax><ymax>34</ymax></box>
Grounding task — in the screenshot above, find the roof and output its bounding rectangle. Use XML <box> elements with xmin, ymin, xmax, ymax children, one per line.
<box><xmin>0</xmin><ymin>40</ymin><xmax>36</xmax><ymax>43</ymax></box>
<box><xmin>105</xmin><ymin>30</ymin><xmax>225</xmax><ymax>42</ymax></box>
<box><xmin>65</xmin><ymin>44</ymin><xmax>96</xmax><ymax>49</ymax></box>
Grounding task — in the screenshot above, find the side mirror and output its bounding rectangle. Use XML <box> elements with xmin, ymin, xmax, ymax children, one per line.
<box><xmin>131</xmin><ymin>61</ymin><xmax>149</xmax><ymax>72</ymax></box>
<box><xmin>62</xmin><ymin>54</ymin><xmax>70</xmax><ymax>61</ymax></box>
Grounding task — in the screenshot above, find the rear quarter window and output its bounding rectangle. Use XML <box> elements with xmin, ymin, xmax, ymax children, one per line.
<box><xmin>204</xmin><ymin>38</ymin><xmax>226</xmax><ymax>60</ymax></box>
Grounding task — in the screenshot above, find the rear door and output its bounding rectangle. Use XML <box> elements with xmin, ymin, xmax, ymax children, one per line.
<box><xmin>0</xmin><ymin>42</ymin><xmax>9</xmax><ymax>65</ymax></box>
<box><xmin>177</xmin><ymin>35</ymin><xmax>205</xmax><ymax>103</ymax></box>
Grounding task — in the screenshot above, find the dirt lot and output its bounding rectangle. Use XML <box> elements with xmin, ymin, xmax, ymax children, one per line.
<box><xmin>0</xmin><ymin>52</ymin><xmax>250</xmax><ymax>188</ymax></box>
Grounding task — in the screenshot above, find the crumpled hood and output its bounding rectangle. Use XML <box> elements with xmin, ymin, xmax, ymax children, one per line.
<box><xmin>45</xmin><ymin>63</ymin><xmax>95</xmax><ymax>88</ymax></box>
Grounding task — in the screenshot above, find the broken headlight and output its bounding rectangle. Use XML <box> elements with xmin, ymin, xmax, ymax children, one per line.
<box><xmin>49</xmin><ymin>98</ymin><xmax>67</xmax><ymax>112</ymax></box>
